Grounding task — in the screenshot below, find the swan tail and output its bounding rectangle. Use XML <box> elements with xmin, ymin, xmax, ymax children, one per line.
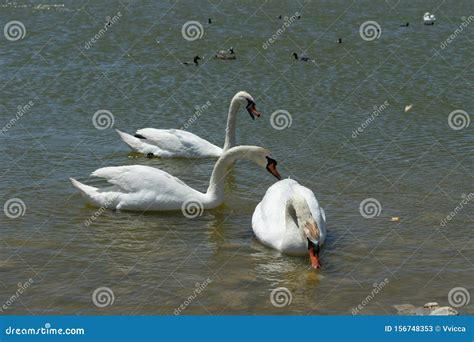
<box><xmin>115</xmin><ymin>129</ymin><xmax>144</xmax><ymax>151</ymax></box>
<box><xmin>70</xmin><ymin>178</ymin><xmax>121</xmax><ymax>209</ymax></box>
<box><xmin>116</xmin><ymin>129</ymin><xmax>164</xmax><ymax>156</ymax></box>
<box><xmin>116</xmin><ymin>129</ymin><xmax>156</xmax><ymax>154</ymax></box>
<box><xmin>70</xmin><ymin>178</ymin><xmax>98</xmax><ymax>198</ymax></box>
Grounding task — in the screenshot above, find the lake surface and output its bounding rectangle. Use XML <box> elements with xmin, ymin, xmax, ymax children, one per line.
<box><xmin>0</xmin><ymin>0</ymin><xmax>472</xmax><ymax>315</ymax></box>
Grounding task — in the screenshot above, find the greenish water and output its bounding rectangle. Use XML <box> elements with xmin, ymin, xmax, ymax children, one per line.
<box><xmin>0</xmin><ymin>0</ymin><xmax>472</xmax><ymax>315</ymax></box>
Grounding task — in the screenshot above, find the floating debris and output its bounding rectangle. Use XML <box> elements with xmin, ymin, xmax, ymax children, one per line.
<box><xmin>394</xmin><ymin>302</ymin><xmax>458</xmax><ymax>316</ymax></box>
<box><xmin>404</xmin><ymin>104</ymin><xmax>413</xmax><ymax>112</ymax></box>
<box><xmin>390</xmin><ymin>216</ymin><xmax>400</xmax><ymax>222</ymax></box>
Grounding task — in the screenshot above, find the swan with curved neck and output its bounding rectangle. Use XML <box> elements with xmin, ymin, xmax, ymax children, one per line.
<box><xmin>252</xmin><ymin>179</ymin><xmax>326</xmax><ymax>269</ymax></box>
<box><xmin>116</xmin><ymin>91</ymin><xmax>261</xmax><ymax>158</ymax></box>
<box><xmin>70</xmin><ymin>146</ymin><xmax>281</xmax><ymax>211</ymax></box>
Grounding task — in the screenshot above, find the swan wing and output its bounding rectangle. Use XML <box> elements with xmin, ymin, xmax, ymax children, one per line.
<box><xmin>91</xmin><ymin>165</ymin><xmax>189</xmax><ymax>193</ymax></box>
<box><xmin>72</xmin><ymin>166</ymin><xmax>204</xmax><ymax>211</ymax></box>
<box><xmin>252</xmin><ymin>181</ymin><xmax>290</xmax><ymax>250</ymax></box>
<box><xmin>135</xmin><ymin>128</ymin><xmax>222</xmax><ymax>157</ymax></box>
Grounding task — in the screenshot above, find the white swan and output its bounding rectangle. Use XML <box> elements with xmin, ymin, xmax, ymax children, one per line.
<box><xmin>423</xmin><ymin>12</ymin><xmax>436</xmax><ymax>24</ymax></box>
<box><xmin>116</xmin><ymin>91</ymin><xmax>261</xmax><ymax>158</ymax></box>
<box><xmin>70</xmin><ymin>146</ymin><xmax>281</xmax><ymax>211</ymax></box>
<box><xmin>252</xmin><ymin>179</ymin><xmax>326</xmax><ymax>268</ymax></box>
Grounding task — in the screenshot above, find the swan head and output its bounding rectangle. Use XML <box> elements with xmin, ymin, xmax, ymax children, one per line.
<box><xmin>287</xmin><ymin>194</ymin><xmax>322</xmax><ymax>269</ymax></box>
<box><xmin>233</xmin><ymin>91</ymin><xmax>261</xmax><ymax>120</ymax></box>
<box><xmin>265</xmin><ymin>156</ymin><xmax>281</xmax><ymax>180</ymax></box>
<box><xmin>236</xmin><ymin>146</ymin><xmax>281</xmax><ymax>180</ymax></box>
<box><xmin>193</xmin><ymin>56</ymin><xmax>201</xmax><ymax>65</ymax></box>
<box><xmin>292</xmin><ymin>52</ymin><xmax>298</xmax><ymax>59</ymax></box>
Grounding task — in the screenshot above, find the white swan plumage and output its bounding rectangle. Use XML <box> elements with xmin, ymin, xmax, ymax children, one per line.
<box><xmin>423</xmin><ymin>12</ymin><xmax>436</xmax><ymax>24</ymax></box>
<box><xmin>116</xmin><ymin>91</ymin><xmax>261</xmax><ymax>158</ymax></box>
<box><xmin>252</xmin><ymin>179</ymin><xmax>326</xmax><ymax>268</ymax></box>
<box><xmin>70</xmin><ymin>146</ymin><xmax>281</xmax><ymax>211</ymax></box>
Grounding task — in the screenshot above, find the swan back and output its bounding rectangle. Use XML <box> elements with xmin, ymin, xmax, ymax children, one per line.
<box><xmin>252</xmin><ymin>179</ymin><xmax>326</xmax><ymax>255</ymax></box>
<box><xmin>88</xmin><ymin>165</ymin><xmax>204</xmax><ymax>211</ymax></box>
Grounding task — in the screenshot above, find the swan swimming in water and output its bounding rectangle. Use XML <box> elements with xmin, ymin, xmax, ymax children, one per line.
<box><xmin>116</xmin><ymin>91</ymin><xmax>261</xmax><ymax>158</ymax></box>
<box><xmin>183</xmin><ymin>56</ymin><xmax>201</xmax><ymax>66</ymax></box>
<box><xmin>70</xmin><ymin>146</ymin><xmax>281</xmax><ymax>211</ymax></box>
<box><xmin>252</xmin><ymin>179</ymin><xmax>326</xmax><ymax>269</ymax></box>
<box><xmin>292</xmin><ymin>52</ymin><xmax>311</xmax><ymax>62</ymax></box>
<box><xmin>214</xmin><ymin>47</ymin><xmax>235</xmax><ymax>60</ymax></box>
<box><xmin>423</xmin><ymin>12</ymin><xmax>436</xmax><ymax>25</ymax></box>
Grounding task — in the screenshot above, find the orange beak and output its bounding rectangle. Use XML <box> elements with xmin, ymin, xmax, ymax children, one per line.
<box><xmin>309</xmin><ymin>241</ymin><xmax>321</xmax><ymax>269</ymax></box>
<box><xmin>246</xmin><ymin>103</ymin><xmax>261</xmax><ymax>120</ymax></box>
<box><xmin>266</xmin><ymin>162</ymin><xmax>281</xmax><ymax>180</ymax></box>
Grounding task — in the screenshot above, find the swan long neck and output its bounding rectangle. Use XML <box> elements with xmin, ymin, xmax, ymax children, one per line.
<box><xmin>285</xmin><ymin>195</ymin><xmax>316</xmax><ymax>240</ymax></box>
<box><xmin>205</xmin><ymin>146</ymin><xmax>251</xmax><ymax>204</ymax></box>
<box><xmin>222</xmin><ymin>97</ymin><xmax>241</xmax><ymax>151</ymax></box>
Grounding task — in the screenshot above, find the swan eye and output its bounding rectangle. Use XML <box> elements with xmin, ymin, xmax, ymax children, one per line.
<box><xmin>266</xmin><ymin>156</ymin><xmax>277</xmax><ymax>166</ymax></box>
<box><xmin>245</xmin><ymin>99</ymin><xmax>254</xmax><ymax>109</ymax></box>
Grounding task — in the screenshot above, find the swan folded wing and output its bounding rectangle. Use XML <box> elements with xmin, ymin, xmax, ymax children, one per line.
<box><xmin>91</xmin><ymin>165</ymin><xmax>188</xmax><ymax>193</ymax></box>
<box><xmin>136</xmin><ymin>128</ymin><xmax>220</xmax><ymax>156</ymax></box>
<box><xmin>256</xmin><ymin>184</ymin><xmax>287</xmax><ymax>229</ymax></box>
<box><xmin>135</xmin><ymin>129</ymin><xmax>183</xmax><ymax>149</ymax></box>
